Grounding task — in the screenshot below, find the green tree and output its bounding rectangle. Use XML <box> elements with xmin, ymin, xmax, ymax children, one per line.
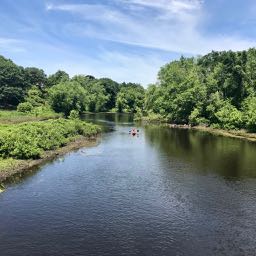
<box><xmin>242</xmin><ymin>96</ymin><xmax>256</xmax><ymax>132</ymax></box>
<box><xmin>116</xmin><ymin>84</ymin><xmax>145</xmax><ymax>113</ymax></box>
<box><xmin>86</xmin><ymin>81</ymin><xmax>109</xmax><ymax>112</ymax></box>
<box><xmin>215</xmin><ymin>101</ymin><xmax>243</xmax><ymax>130</ymax></box>
<box><xmin>25</xmin><ymin>86</ymin><xmax>45</xmax><ymax>107</ymax></box>
<box><xmin>98</xmin><ymin>78</ymin><xmax>120</xmax><ymax>110</ymax></box>
<box><xmin>24</xmin><ymin>67</ymin><xmax>47</xmax><ymax>89</ymax></box>
<box><xmin>47</xmin><ymin>70</ymin><xmax>69</xmax><ymax>87</ymax></box>
<box><xmin>48</xmin><ymin>81</ymin><xmax>88</xmax><ymax>116</ymax></box>
<box><xmin>0</xmin><ymin>56</ymin><xmax>26</xmax><ymax>107</ymax></box>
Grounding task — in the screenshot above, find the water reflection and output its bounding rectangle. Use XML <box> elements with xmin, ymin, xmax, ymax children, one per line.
<box><xmin>82</xmin><ymin>113</ymin><xmax>134</xmax><ymax>132</ymax></box>
<box><xmin>144</xmin><ymin>125</ymin><xmax>256</xmax><ymax>179</ymax></box>
<box><xmin>1</xmin><ymin>113</ymin><xmax>256</xmax><ymax>256</ymax></box>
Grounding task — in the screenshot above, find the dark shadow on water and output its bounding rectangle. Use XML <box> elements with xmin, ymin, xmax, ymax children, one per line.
<box><xmin>144</xmin><ymin>125</ymin><xmax>256</xmax><ymax>179</ymax></box>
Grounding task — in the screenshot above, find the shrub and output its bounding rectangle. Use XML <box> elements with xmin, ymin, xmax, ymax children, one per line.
<box><xmin>215</xmin><ymin>102</ymin><xmax>243</xmax><ymax>130</ymax></box>
<box><xmin>17</xmin><ymin>102</ymin><xmax>33</xmax><ymax>113</ymax></box>
<box><xmin>242</xmin><ymin>96</ymin><xmax>256</xmax><ymax>132</ymax></box>
<box><xmin>0</xmin><ymin>119</ymin><xmax>100</xmax><ymax>159</ymax></box>
<box><xmin>189</xmin><ymin>108</ymin><xmax>209</xmax><ymax>126</ymax></box>
<box><xmin>69</xmin><ymin>110</ymin><xmax>80</xmax><ymax>120</ymax></box>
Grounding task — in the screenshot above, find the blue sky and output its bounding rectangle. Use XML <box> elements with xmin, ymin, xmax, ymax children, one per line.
<box><xmin>0</xmin><ymin>0</ymin><xmax>256</xmax><ymax>86</ymax></box>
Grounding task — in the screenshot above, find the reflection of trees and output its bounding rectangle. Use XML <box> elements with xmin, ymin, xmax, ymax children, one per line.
<box><xmin>144</xmin><ymin>126</ymin><xmax>256</xmax><ymax>179</ymax></box>
<box><xmin>82</xmin><ymin>113</ymin><xmax>133</xmax><ymax>126</ymax></box>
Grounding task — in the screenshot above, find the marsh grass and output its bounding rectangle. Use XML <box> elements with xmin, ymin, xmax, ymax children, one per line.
<box><xmin>0</xmin><ymin>109</ymin><xmax>61</xmax><ymax>124</ymax></box>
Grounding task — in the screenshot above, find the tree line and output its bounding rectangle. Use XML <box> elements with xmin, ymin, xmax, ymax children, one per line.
<box><xmin>0</xmin><ymin>55</ymin><xmax>144</xmax><ymax>115</ymax></box>
<box><xmin>145</xmin><ymin>49</ymin><xmax>256</xmax><ymax>132</ymax></box>
<box><xmin>1</xmin><ymin>48</ymin><xmax>256</xmax><ymax>132</ymax></box>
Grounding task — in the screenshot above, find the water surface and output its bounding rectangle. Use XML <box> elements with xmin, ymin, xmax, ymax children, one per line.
<box><xmin>1</xmin><ymin>113</ymin><xmax>256</xmax><ymax>255</ymax></box>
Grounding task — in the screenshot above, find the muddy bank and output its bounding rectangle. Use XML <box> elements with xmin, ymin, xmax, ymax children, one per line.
<box><xmin>0</xmin><ymin>136</ymin><xmax>100</xmax><ymax>183</ymax></box>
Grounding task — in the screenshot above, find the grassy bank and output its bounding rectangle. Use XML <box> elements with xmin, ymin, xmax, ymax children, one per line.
<box><xmin>166</xmin><ymin>124</ymin><xmax>256</xmax><ymax>142</ymax></box>
<box><xmin>0</xmin><ymin>118</ymin><xmax>100</xmax><ymax>182</ymax></box>
<box><xmin>191</xmin><ymin>126</ymin><xmax>256</xmax><ymax>142</ymax></box>
<box><xmin>0</xmin><ymin>109</ymin><xmax>61</xmax><ymax>124</ymax></box>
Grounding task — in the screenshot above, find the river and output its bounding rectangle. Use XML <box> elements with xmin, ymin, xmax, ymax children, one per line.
<box><xmin>1</xmin><ymin>113</ymin><xmax>256</xmax><ymax>255</ymax></box>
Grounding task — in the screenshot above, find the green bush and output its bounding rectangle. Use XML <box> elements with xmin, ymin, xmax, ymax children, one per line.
<box><xmin>0</xmin><ymin>119</ymin><xmax>100</xmax><ymax>159</ymax></box>
<box><xmin>189</xmin><ymin>108</ymin><xmax>209</xmax><ymax>126</ymax></box>
<box><xmin>69</xmin><ymin>110</ymin><xmax>80</xmax><ymax>120</ymax></box>
<box><xmin>215</xmin><ymin>102</ymin><xmax>243</xmax><ymax>130</ymax></box>
<box><xmin>242</xmin><ymin>96</ymin><xmax>256</xmax><ymax>132</ymax></box>
<box><xmin>17</xmin><ymin>102</ymin><xmax>33</xmax><ymax>113</ymax></box>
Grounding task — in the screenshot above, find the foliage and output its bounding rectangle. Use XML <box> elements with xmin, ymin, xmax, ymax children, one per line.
<box><xmin>145</xmin><ymin>58</ymin><xmax>206</xmax><ymax>124</ymax></box>
<box><xmin>144</xmin><ymin>49</ymin><xmax>256</xmax><ymax>131</ymax></box>
<box><xmin>0</xmin><ymin>56</ymin><xmax>26</xmax><ymax>107</ymax></box>
<box><xmin>0</xmin><ymin>109</ymin><xmax>61</xmax><ymax>124</ymax></box>
<box><xmin>214</xmin><ymin>101</ymin><xmax>243</xmax><ymax>130</ymax></box>
<box><xmin>47</xmin><ymin>70</ymin><xmax>69</xmax><ymax>87</ymax></box>
<box><xmin>24</xmin><ymin>67</ymin><xmax>47</xmax><ymax>89</ymax></box>
<box><xmin>48</xmin><ymin>81</ymin><xmax>88</xmax><ymax>116</ymax></box>
<box><xmin>141</xmin><ymin>112</ymin><xmax>167</xmax><ymax>123</ymax></box>
<box><xmin>0</xmin><ymin>54</ymin><xmax>144</xmax><ymax>113</ymax></box>
<box><xmin>17</xmin><ymin>102</ymin><xmax>33</xmax><ymax>113</ymax></box>
<box><xmin>72</xmin><ymin>75</ymin><xmax>119</xmax><ymax>112</ymax></box>
<box><xmin>86</xmin><ymin>81</ymin><xmax>109</xmax><ymax>112</ymax></box>
<box><xmin>24</xmin><ymin>86</ymin><xmax>45</xmax><ymax>107</ymax></box>
<box><xmin>189</xmin><ymin>108</ymin><xmax>209</xmax><ymax>126</ymax></box>
<box><xmin>0</xmin><ymin>56</ymin><xmax>47</xmax><ymax>108</ymax></box>
<box><xmin>97</xmin><ymin>78</ymin><xmax>119</xmax><ymax>110</ymax></box>
<box><xmin>69</xmin><ymin>110</ymin><xmax>80</xmax><ymax>120</ymax></box>
<box><xmin>242</xmin><ymin>96</ymin><xmax>256</xmax><ymax>132</ymax></box>
<box><xmin>116</xmin><ymin>84</ymin><xmax>145</xmax><ymax>113</ymax></box>
<box><xmin>0</xmin><ymin>119</ymin><xmax>100</xmax><ymax>159</ymax></box>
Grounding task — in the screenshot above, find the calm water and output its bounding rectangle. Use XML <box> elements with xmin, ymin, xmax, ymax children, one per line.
<box><xmin>1</xmin><ymin>113</ymin><xmax>256</xmax><ymax>256</ymax></box>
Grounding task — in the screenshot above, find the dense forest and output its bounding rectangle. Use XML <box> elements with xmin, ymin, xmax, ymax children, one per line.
<box><xmin>0</xmin><ymin>55</ymin><xmax>144</xmax><ymax>116</ymax></box>
<box><xmin>1</xmin><ymin>48</ymin><xmax>256</xmax><ymax>132</ymax></box>
<box><xmin>145</xmin><ymin>48</ymin><xmax>256</xmax><ymax>132</ymax></box>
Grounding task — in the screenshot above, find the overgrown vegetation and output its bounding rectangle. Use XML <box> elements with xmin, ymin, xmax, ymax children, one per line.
<box><xmin>0</xmin><ymin>55</ymin><xmax>144</xmax><ymax>116</ymax></box>
<box><xmin>0</xmin><ymin>119</ymin><xmax>100</xmax><ymax>160</ymax></box>
<box><xmin>2</xmin><ymin>48</ymin><xmax>256</xmax><ymax>134</ymax></box>
<box><xmin>143</xmin><ymin>49</ymin><xmax>256</xmax><ymax>132</ymax></box>
<box><xmin>0</xmin><ymin>109</ymin><xmax>60</xmax><ymax>124</ymax></box>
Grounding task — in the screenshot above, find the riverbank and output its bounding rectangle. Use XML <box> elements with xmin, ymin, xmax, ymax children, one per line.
<box><xmin>140</xmin><ymin>115</ymin><xmax>256</xmax><ymax>142</ymax></box>
<box><xmin>168</xmin><ymin>124</ymin><xmax>256</xmax><ymax>142</ymax></box>
<box><xmin>0</xmin><ymin>118</ymin><xmax>101</xmax><ymax>183</ymax></box>
<box><xmin>0</xmin><ymin>135</ymin><xmax>100</xmax><ymax>183</ymax></box>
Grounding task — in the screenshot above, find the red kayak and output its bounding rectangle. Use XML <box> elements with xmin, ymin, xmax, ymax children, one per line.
<box><xmin>129</xmin><ymin>129</ymin><xmax>139</xmax><ymax>136</ymax></box>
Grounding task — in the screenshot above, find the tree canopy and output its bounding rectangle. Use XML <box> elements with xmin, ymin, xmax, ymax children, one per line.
<box><xmin>0</xmin><ymin>55</ymin><xmax>143</xmax><ymax>114</ymax></box>
<box><xmin>3</xmin><ymin>48</ymin><xmax>256</xmax><ymax>132</ymax></box>
<box><xmin>144</xmin><ymin>48</ymin><xmax>256</xmax><ymax>131</ymax></box>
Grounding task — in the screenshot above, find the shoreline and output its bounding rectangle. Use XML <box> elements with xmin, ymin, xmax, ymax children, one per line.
<box><xmin>168</xmin><ymin>124</ymin><xmax>256</xmax><ymax>142</ymax></box>
<box><xmin>140</xmin><ymin>117</ymin><xmax>256</xmax><ymax>142</ymax></box>
<box><xmin>0</xmin><ymin>135</ymin><xmax>100</xmax><ymax>184</ymax></box>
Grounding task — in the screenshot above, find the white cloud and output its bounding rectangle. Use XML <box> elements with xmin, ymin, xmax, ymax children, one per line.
<box><xmin>47</xmin><ymin>1</ymin><xmax>256</xmax><ymax>55</ymax></box>
<box><xmin>119</xmin><ymin>0</ymin><xmax>202</xmax><ymax>13</ymax></box>
<box><xmin>7</xmin><ymin>37</ymin><xmax>164</xmax><ymax>86</ymax></box>
<box><xmin>0</xmin><ymin>38</ymin><xmax>26</xmax><ymax>53</ymax></box>
<box><xmin>41</xmin><ymin>0</ymin><xmax>256</xmax><ymax>85</ymax></box>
